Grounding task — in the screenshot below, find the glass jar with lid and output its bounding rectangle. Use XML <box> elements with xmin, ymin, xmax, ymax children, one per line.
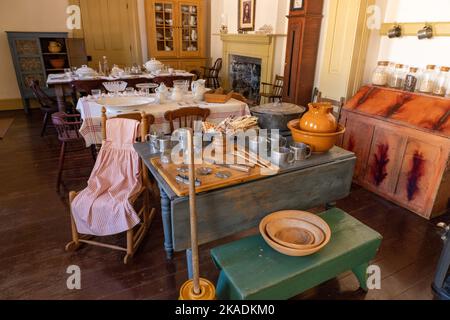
<box><xmin>403</xmin><ymin>67</ymin><xmax>420</xmax><ymax>92</ymax></box>
<box><xmin>388</xmin><ymin>64</ymin><xmax>406</xmax><ymax>89</ymax></box>
<box><xmin>418</xmin><ymin>65</ymin><xmax>437</xmax><ymax>94</ymax></box>
<box><xmin>433</xmin><ymin>66</ymin><xmax>450</xmax><ymax>96</ymax></box>
<box><xmin>372</xmin><ymin>61</ymin><xmax>389</xmax><ymax>86</ymax></box>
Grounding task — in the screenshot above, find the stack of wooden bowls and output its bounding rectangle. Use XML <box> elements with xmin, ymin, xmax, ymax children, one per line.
<box><xmin>259</xmin><ymin>210</ymin><xmax>332</xmax><ymax>257</ymax></box>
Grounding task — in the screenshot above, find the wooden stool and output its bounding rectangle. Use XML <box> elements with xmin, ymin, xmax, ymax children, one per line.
<box><xmin>210</xmin><ymin>208</ymin><xmax>382</xmax><ymax>300</ymax></box>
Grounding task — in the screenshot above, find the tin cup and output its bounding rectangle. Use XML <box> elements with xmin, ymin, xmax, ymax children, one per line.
<box><xmin>290</xmin><ymin>142</ymin><xmax>312</xmax><ymax>161</ymax></box>
<box><xmin>271</xmin><ymin>147</ymin><xmax>295</xmax><ymax>167</ymax></box>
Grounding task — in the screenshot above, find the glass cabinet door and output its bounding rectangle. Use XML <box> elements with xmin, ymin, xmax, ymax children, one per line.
<box><xmin>153</xmin><ymin>2</ymin><xmax>176</xmax><ymax>56</ymax></box>
<box><xmin>179</xmin><ymin>2</ymin><xmax>200</xmax><ymax>57</ymax></box>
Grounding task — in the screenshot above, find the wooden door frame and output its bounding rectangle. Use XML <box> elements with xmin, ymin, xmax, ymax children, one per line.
<box><xmin>318</xmin><ymin>0</ymin><xmax>374</xmax><ymax>100</ymax></box>
<box><xmin>71</xmin><ymin>0</ymin><xmax>143</xmax><ymax>65</ymax></box>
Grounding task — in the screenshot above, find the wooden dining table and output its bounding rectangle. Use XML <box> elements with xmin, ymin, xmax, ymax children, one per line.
<box><xmin>46</xmin><ymin>72</ymin><xmax>195</xmax><ymax>112</ymax></box>
<box><xmin>134</xmin><ymin>142</ymin><xmax>356</xmax><ymax>261</ymax></box>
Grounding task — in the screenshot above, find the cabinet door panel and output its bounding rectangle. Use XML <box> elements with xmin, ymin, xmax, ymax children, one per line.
<box><xmin>178</xmin><ymin>1</ymin><xmax>202</xmax><ymax>58</ymax></box>
<box><xmin>364</xmin><ymin>127</ymin><xmax>407</xmax><ymax>194</ymax></box>
<box><xmin>394</xmin><ymin>139</ymin><xmax>442</xmax><ymax>214</ymax></box>
<box><xmin>146</xmin><ymin>0</ymin><xmax>178</xmax><ymax>58</ymax></box>
<box><xmin>341</xmin><ymin>116</ymin><xmax>374</xmax><ymax>180</ymax></box>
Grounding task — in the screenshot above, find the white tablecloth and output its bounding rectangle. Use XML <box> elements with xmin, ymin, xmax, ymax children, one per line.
<box><xmin>76</xmin><ymin>95</ymin><xmax>250</xmax><ymax>146</ymax></box>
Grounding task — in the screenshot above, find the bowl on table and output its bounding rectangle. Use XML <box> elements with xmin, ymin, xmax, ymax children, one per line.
<box><xmin>288</xmin><ymin>119</ymin><xmax>346</xmax><ymax>153</ymax></box>
<box><xmin>259</xmin><ymin>210</ymin><xmax>331</xmax><ymax>257</ymax></box>
<box><xmin>265</xmin><ymin>218</ymin><xmax>325</xmax><ymax>250</ymax></box>
<box><xmin>95</xmin><ymin>96</ymin><xmax>155</xmax><ymax>112</ymax></box>
<box><xmin>102</xmin><ymin>81</ymin><xmax>128</xmax><ymax>93</ymax></box>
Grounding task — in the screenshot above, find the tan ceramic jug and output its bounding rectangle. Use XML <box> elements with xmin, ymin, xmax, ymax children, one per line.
<box><xmin>299</xmin><ymin>102</ymin><xmax>337</xmax><ymax>133</ymax></box>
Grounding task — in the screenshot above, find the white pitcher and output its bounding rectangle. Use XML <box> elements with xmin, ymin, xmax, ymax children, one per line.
<box><xmin>191</xmin><ymin>79</ymin><xmax>207</xmax><ymax>101</ymax></box>
<box><xmin>156</xmin><ymin>83</ymin><xmax>168</xmax><ymax>104</ymax></box>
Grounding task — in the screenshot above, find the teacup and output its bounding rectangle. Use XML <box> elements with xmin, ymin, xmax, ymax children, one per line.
<box><xmin>271</xmin><ymin>147</ymin><xmax>295</xmax><ymax>167</ymax></box>
<box><xmin>290</xmin><ymin>142</ymin><xmax>312</xmax><ymax>161</ymax></box>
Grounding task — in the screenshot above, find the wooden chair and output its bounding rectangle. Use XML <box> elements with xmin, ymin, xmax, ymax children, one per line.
<box><xmin>201</xmin><ymin>58</ymin><xmax>223</xmax><ymax>89</ymax></box>
<box><xmin>65</xmin><ymin>109</ymin><xmax>156</xmax><ymax>264</ymax></box>
<box><xmin>164</xmin><ymin>107</ymin><xmax>211</xmax><ymax>133</ymax></box>
<box><xmin>189</xmin><ymin>69</ymin><xmax>202</xmax><ymax>81</ymax></box>
<box><xmin>52</xmin><ymin>112</ymin><xmax>95</xmax><ymax>191</ymax></box>
<box><xmin>259</xmin><ymin>75</ymin><xmax>284</xmax><ymax>104</ymax></box>
<box><xmin>312</xmin><ymin>88</ymin><xmax>346</xmax><ymax>122</ymax></box>
<box><xmin>29</xmin><ymin>80</ymin><xmax>72</xmax><ymax>136</ymax></box>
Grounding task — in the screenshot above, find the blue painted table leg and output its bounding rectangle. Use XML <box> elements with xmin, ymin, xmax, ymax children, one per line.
<box><xmin>159</xmin><ymin>187</ymin><xmax>174</xmax><ymax>260</ymax></box>
<box><xmin>186</xmin><ymin>249</ymin><xmax>193</xmax><ymax>279</ymax></box>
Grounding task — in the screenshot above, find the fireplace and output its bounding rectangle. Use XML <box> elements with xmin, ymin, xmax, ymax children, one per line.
<box><xmin>229</xmin><ymin>55</ymin><xmax>262</xmax><ymax>102</ymax></box>
<box><xmin>220</xmin><ymin>34</ymin><xmax>284</xmax><ymax>103</ymax></box>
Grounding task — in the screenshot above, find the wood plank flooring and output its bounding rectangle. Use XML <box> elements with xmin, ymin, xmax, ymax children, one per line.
<box><xmin>0</xmin><ymin>109</ymin><xmax>448</xmax><ymax>300</ymax></box>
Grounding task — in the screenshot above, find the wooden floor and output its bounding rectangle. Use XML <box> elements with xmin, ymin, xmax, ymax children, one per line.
<box><xmin>0</xmin><ymin>109</ymin><xmax>448</xmax><ymax>300</ymax></box>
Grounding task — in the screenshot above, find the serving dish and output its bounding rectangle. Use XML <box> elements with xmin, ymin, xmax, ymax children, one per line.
<box><xmin>96</xmin><ymin>96</ymin><xmax>155</xmax><ymax>112</ymax></box>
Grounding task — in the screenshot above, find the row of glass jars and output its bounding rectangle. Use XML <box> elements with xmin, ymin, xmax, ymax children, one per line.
<box><xmin>372</xmin><ymin>61</ymin><xmax>450</xmax><ymax>97</ymax></box>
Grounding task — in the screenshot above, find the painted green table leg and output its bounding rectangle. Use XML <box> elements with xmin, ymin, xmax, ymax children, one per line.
<box><xmin>352</xmin><ymin>263</ymin><xmax>370</xmax><ymax>292</ymax></box>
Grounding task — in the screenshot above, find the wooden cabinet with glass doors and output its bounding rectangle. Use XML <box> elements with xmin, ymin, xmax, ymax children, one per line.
<box><xmin>145</xmin><ymin>0</ymin><xmax>207</xmax><ymax>72</ymax></box>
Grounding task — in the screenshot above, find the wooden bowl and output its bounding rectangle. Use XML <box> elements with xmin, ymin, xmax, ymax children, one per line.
<box><xmin>259</xmin><ymin>210</ymin><xmax>331</xmax><ymax>257</ymax></box>
<box><xmin>265</xmin><ymin>218</ymin><xmax>325</xmax><ymax>250</ymax></box>
<box><xmin>288</xmin><ymin>119</ymin><xmax>346</xmax><ymax>153</ymax></box>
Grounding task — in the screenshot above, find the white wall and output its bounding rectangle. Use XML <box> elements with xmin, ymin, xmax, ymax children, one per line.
<box><xmin>0</xmin><ymin>0</ymin><xmax>70</xmax><ymax>101</ymax></box>
<box><xmin>363</xmin><ymin>0</ymin><xmax>450</xmax><ymax>84</ymax></box>
<box><xmin>210</xmin><ymin>0</ymin><xmax>290</xmax><ymax>77</ymax></box>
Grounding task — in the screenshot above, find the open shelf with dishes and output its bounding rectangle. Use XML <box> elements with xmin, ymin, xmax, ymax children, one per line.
<box><xmin>6</xmin><ymin>31</ymin><xmax>73</xmax><ymax>112</ymax></box>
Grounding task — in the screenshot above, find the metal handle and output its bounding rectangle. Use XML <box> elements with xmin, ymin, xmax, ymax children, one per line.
<box><xmin>437</xmin><ymin>222</ymin><xmax>449</xmax><ymax>241</ymax></box>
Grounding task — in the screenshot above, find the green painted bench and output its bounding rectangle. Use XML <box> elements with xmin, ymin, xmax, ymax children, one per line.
<box><xmin>210</xmin><ymin>208</ymin><xmax>383</xmax><ymax>300</ymax></box>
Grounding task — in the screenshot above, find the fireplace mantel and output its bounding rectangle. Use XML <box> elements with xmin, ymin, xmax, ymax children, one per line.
<box><xmin>220</xmin><ymin>34</ymin><xmax>285</xmax><ymax>92</ymax></box>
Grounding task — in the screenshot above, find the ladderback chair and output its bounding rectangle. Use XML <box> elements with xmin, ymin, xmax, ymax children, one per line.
<box><xmin>65</xmin><ymin>109</ymin><xmax>156</xmax><ymax>264</ymax></box>
<box><xmin>164</xmin><ymin>107</ymin><xmax>211</xmax><ymax>133</ymax></box>
<box><xmin>52</xmin><ymin>112</ymin><xmax>94</xmax><ymax>191</ymax></box>
<box><xmin>201</xmin><ymin>58</ymin><xmax>223</xmax><ymax>89</ymax></box>
<box><xmin>312</xmin><ymin>88</ymin><xmax>346</xmax><ymax>122</ymax></box>
<box><xmin>259</xmin><ymin>75</ymin><xmax>284</xmax><ymax>104</ymax></box>
<box><xmin>29</xmin><ymin>80</ymin><xmax>62</xmax><ymax>136</ymax></box>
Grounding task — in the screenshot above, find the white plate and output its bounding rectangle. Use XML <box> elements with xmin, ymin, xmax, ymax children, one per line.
<box><xmin>96</xmin><ymin>96</ymin><xmax>155</xmax><ymax>112</ymax></box>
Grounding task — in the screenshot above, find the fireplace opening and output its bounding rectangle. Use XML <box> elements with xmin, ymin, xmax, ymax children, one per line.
<box><xmin>229</xmin><ymin>55</ymin><xmax>262</xmax><ymax>102</ymax></box>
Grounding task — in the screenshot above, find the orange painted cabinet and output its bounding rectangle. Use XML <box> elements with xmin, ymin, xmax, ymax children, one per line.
<box><xmin>340</xmin><ymin>113</ymin><xmax>374</xmax><ymax>180</ymax></box>
<box><xmin>339</xmin><ymin>86</ymin><xmax>450</xmax><ymax>219</ymax></box>
<box><xmin>393</xmin><ymin>140</ymin><xmax>443</xmax><ymax>218</ymax></box>
<box><xmin>363</xmin><ymin>126</ymin><xmax>407</xmax><ymax>195</ymax></box>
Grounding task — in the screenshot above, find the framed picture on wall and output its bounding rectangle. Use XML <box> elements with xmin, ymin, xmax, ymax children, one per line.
<box><xmin>290</xmin><ymin>0</ymin><xmax>304</xmax><ymax>11</ymax></box>
<box><xmin>238</xmin><ymin>0</ymin><xmax>256</xmax><ymax>31</ymax></box>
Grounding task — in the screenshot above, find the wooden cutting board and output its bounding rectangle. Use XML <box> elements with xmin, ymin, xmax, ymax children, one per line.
<box><xmin>150</xmin><ymin>156</ymin><xmax>269</xmax><ymax>197</ymax></box>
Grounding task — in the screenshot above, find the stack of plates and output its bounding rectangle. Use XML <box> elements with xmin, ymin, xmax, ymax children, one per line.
<box><xmin>259</xmin><ymin>210</ymin><xmax>331</xmax><ymax>257</ymax></box>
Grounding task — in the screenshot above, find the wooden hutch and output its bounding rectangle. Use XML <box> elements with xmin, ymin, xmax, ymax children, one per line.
<box><xmin>145</xmin><ymin>0</ymin><xmax>207</xmax><ymax>72</ymax></box>
<box><xmin>339</xmin><ymin>86</ymin><xmax>450</xmax><ymax>219</ymax></box>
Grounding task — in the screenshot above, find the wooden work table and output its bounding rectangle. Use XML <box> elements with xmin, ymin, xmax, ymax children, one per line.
<box><xmin>135</xmin><ymin>142</ymin><xmax>356</xmax><ymax>260</ymax></box>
